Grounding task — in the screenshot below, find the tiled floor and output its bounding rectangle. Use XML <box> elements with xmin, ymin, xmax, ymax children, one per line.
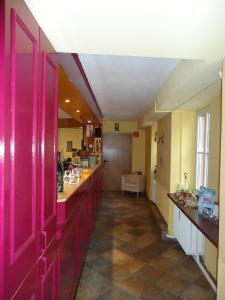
<box><xmin>75</xmin><ymin>192</ymin><xmax>216</xmax><ymax>300</ymax></box>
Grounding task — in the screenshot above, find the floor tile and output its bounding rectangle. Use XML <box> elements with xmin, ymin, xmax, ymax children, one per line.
<box><xmin>100</xmin><ymin>264</ymin><xmax>132</xmax><ymax>283</ymax></box>
<box><xmin>95</xmin><ymin>285</ymin><xmax>139</xmax><ymax>300</ymax></box>
<box><xmin>154</xmin><ymin>273</ymin><xmax>190</xmax><ymax>296</ymax></box>
<box><xmin>117</xmin><ymin>242</ymin><xmax>139</xmax><ymax>256</ymax></box>
<box><xmin>193</xmin><ymin>273</ymin><xmax>213</xmax><ymax>289</ymax></box>
<box><xmin>102</xmin><ymin>248</ymin><xmax>133</xmax><ymax>264</ymax></box>
<box><xmin>133</xmin><ymin>264</ymin><xmax>166</xmax><ymax>283</ymax></box>
<box><xmin>85</xmin><ymin>256</ymin><xmax>113</xmax><ymax>272</ymax></box>
<box><xmin>117</xmin><ymin>275</ymin><xmax>148</xmax><ymax>297</ymax></box>
<box><xmin>140</xmin><ymin>283</ymin><xmax>180</xmax><ymax>300</ymax></box>
<box><xmin>74</xmin><ymin>192</ymin><xmax>216</xmax><ymax>300</ymax></box>
<box><xmin>75</xmin><ymin>272</ymin><xmax>112</xmax><ymax>300</ymax></box>
<box><xmin>181</xmin><ymin>283</ymin><xmax>216</xmax><ymax>300</ymax></box>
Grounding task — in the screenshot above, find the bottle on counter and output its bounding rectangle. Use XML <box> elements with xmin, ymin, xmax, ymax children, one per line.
<box><xmin>57</xmin><ymin>152</ymin><xmax>64</xmax><ymax>193</ymax></box>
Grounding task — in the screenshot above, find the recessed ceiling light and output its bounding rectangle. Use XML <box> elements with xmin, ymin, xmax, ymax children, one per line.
<box><xmin>65</xmin><ymin>99</ymin><xmax>70</xmax><ymax>103</ymax></box>
<box><xmin>76</xmin><ymin>109</ymin><xmax>80</xmax><ymax>113</ymax></box>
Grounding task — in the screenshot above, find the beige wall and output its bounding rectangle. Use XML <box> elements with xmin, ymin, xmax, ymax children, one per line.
<box><xmin>58</xmin><ymin>128</ymin><xmax>83</xmax><ymax>158</ymax></box>
<box><xmin>145</xmin><ymin>128</ymin><xmax>151</xmax><ymax>199</ymax></box>
<box><xmin>145</xmin><ymin>123</ymin><xmax>158</xmax><ymax>201</ymax></box>
<box><xmin>156</xmin><ymin>112</ymin><xmax>197</xmax><ymax>233</ymax></box>
<box><xmin>151</xmin><ymin>100</ymin><xmax>220</xmax><ymax>280</ymax></box>
<box><xmin>204</xmin><ymin>95</ymin><xmax>221</xmax><ymax>280</ymax></box>
<box><xmin>103</xmin><ymin>121</ymin><xmax>146</xmax><ymax>175</ymax></box>
<box><xmin>217</xmin><ymin>60</ymin><xmax>225</xmax><ymax>299</ymax></box>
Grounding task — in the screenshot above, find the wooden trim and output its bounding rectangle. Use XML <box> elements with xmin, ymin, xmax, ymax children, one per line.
<box><xmin>58</xmin><ymin>118</ymin><xmax>81</xmax><ymax>128</ymax></box>
<box><xmin>167</xmin><ymin>193</ymin><xmax>219</xmax><ymax>247</ymax></box>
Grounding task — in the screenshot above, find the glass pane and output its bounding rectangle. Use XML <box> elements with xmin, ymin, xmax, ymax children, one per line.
<box><xmin>197</xmin><ymin>115</ymin><xmax>206</xmax><ymax>152</ymax></box>
<box><xmin>196</xmin><ymin>153</ymin><xmax>204</xmax><ymax>189</ymax></box>
<box><xmin>205</xmin><ymin>113</ymin><xmax>210</xmax><ymax>153</ymax></box>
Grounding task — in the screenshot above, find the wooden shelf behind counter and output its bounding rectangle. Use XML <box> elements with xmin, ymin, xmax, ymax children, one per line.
<box><xmin>167</xmin><ymin>193</ymin><xmax>219</xmax><ymax>248</ymax></box>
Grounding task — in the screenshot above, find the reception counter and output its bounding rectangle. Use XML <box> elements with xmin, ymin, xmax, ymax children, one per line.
<box><xmin>56</xmin><ymin>164</ymin><xmax>104</xmax><ymax>299</ymax></box>
<box><xmin>58</xmin><ymin>165</ymin><xmax>101</xmax><ymax>203</ymax></box>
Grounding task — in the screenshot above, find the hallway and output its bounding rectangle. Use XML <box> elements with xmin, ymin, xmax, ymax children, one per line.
<box><xmin>75</xmin><ymin>192</ymin><xmax>216</xmax><ymax>300</ymax></box>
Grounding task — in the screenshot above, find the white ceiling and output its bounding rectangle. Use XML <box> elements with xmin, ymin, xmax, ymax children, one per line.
<box><xmin>25</xmin><ymin>0</ymin><xmax>224</xmax><ymax>123</ymax></box>
<box><xmin>25</xmin><ymin>0</ymin><xmax>225</xmax><ymax>61</ymax></box>
<box><xmin>79</xmin><ymin>55</ymin><xmax>178</xmax><ymax>120</ymax></box>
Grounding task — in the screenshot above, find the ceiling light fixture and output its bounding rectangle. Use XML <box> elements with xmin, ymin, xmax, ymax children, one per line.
<box><xmin>87</xmin><ymin>120</ymin><xmax>91</xmax><ymax>123</ymax></box>
<box><xmin>76</xmin><ymin>109</ymin><xmax>80</xmax><ymax>113</ymax></box>
<box><xmin>65</xmin><ymin>99</ymin><xmax>70</xmax><ymax>103</ymax></box>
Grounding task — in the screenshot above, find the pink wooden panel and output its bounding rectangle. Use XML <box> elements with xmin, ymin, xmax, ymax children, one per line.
<box><xmin>0</xmin><ymin>1</ymin><xmax>5</xmax><ymax>299</ymax></box>
<box><xmin>39</xmin><ymin>254</ymin><xmax>58</xmax><ymax>300</ymax></box>
<box><xmin>12</xmin><ymin>264</ymin><xmax>38</xmax><ymax>300</ymax></box>
<box><xmin>58</xmin><ymin>220</ymin><xmax>80</xmax><ymax>300</ymax></box>
<box><xmin>4</xmin><ymin>7</ymin><xmax>39</xmax><ymax>299</ymax></box>
<box><xmin>40</xmin><ymin>52</ymin><xmax>58</xmax><ymax>251</ymax></box>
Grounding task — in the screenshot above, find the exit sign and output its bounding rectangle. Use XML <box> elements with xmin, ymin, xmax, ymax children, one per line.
<box><xmin>133</xmin><ymin>131</ymin><xmax>139</xmax><ymax>138</ymax></box>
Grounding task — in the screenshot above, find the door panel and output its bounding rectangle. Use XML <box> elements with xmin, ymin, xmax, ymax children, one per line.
<box><xmin>40</xmin><ymin>52</ymin><xmax>58</xmax><ymax>250</ymax></box>
<box><xmin>58</xmin><ymin>219</ymin><xmax>80</xmax><ymax>300</ymax></box>
<box><xmin>13</xmin><ymin>264</ymin><xmax>38</xmax><ymax>300</ymax></box>
<box><xmin>4</xmin><ymin>7</ymin><xmax>39</xmax><ymax>299</ymax></box>
<box><xmin>39</xmin><ymin>253</ymin><xmax>58</xmax><ymax>300</ymax></box>
<box><xmin>103</xmin><ymin>133</ymin><xmax>131</xmax><ymax>191</ymax></box>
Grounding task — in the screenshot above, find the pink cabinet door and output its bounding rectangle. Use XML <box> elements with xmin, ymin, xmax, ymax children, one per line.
<box><xmin>39</xmin><ymin>250</ymin><xmax>58</xmax><ymax>300</ymax></box>
<box><xmin>12</xmin><ymin>264</ymin><xmax>38</xmax><ymax>300</ymax></box>
<box><xmin>3</xmin><ymin>5</ymin><xmax>39</xmax><ymax>299</ymax></box>
<box><xmin>39</xmin><ymin>50</ymin><xmax>58</xmax><ymax>252</ymax></box>
<box><xmin>58</xmin><ymin>218</ymin><xmax>80</xmax><ymax>300</ymax></box>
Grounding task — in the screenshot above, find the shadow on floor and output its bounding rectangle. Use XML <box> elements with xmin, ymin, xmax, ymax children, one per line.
<box><xmin>74</xmin><ymin>191</ymin><xmax>216</xmax><ymax>300</ymax></box>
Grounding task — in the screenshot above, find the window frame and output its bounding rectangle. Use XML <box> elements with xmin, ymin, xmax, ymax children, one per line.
<box><xmin>196</xmin><ymin>107</ymin><xmax>210</xmax><ymax>189</ymax></box>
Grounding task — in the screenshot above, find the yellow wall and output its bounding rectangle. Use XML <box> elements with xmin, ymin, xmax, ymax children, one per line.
<box><xmin>103</xmin><ymin>121</ymin><xmax>145</xmax><ymax>175</ymax></box>
<box><xmin>156</xmin><ymin>114</ymin><xmax>171</xmax><ymax>224</ymax></box>
<box><xmin>150</xmin><ymin>123</ymin><xmax>158</xmax><ymax>198</ymax></box>
<box><xmin>204</xmin><ymin>95</ymin><xmax>221</xmax><ymax>279</ymax></box>
<box><xmin>151</xmin><ymin>101</ymin><xmax>220</xmax><ymax>279</ymax></box>
<box><xmin>145</xmin><ymin>127</ymin><xmax>151</xmax><ymax>199</ymax></box>
<box><xmin>217</xmin><ymin>60</ymin><xmax>225</xmax><ymax>299</ymax></box>
<box><xmin>58</xmin><ymin>128</ymin><xmax>83</xmax><ymax>158</ymax></box>
<box><xmin>156</xmin><ymin>112</ymin><xmax>197</xmax><ymax>233</ymax></box>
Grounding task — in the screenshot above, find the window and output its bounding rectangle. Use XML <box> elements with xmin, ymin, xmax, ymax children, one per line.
<box><xmin>196</xmin><ymin>110</ymin><xmax>210</xmax><ymax>189</ymax></box>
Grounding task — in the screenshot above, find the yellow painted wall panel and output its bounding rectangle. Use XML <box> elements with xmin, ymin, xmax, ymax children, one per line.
<box><xmin>157</xmin><ymin>114</ymin><xmax>171</xmax><ymax>190</ymax></box>
<box><xmin>217</xmin><ymin>60</ymin><xmax>225</xmax><ymax>298</ymax></box>
<box><xmin>145</xmin><ymin>127</ymin><xmax>151</xmax><ymax>199</ymax></box>
<box><xmin>58</xmin><ymin>128</ymin><xmax>83</xmax><ymax>158</ymax></box>
<box><xmin>156</xmin><ymin>182</ymin><xmax>170</xmax><ymax>224</ymax></box>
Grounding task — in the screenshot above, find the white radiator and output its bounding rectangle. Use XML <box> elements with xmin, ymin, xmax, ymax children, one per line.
<box><xmin>173</xmin><ymin>205</ymin><xmax>205</xmax><ymax>255</ymax></box>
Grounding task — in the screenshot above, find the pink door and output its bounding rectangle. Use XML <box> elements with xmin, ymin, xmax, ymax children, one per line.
<box><xmin>3</xmin><ymin>3</ymin><xmax>40</xmax><ymax>298</ymax></box>
<box><xmin>12</xmin><ymin>264</ymin><xmax>38</xmax><ymax>300</ymax></box>
<box><xmin>58</xmin><ymin>219</ymin><xmax>80</xmax><ymax>300</ymax></box>
<box><xmin>39</xmin><ymin>29</ymin><xmax>58</xmax><ymax>253</ymax></box>
<box><xmin>39</xmin><ymin>250</ymin><xmax>58</xmax><ymax>300</ymax></box>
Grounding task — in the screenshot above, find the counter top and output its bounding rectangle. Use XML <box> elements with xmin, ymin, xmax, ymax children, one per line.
<box><xmin>167</xmin><ymin>193</ymin><xmax>219</xmax><ymax>248</ymax></box>
<box><xmin>57</xmin><ymin>165</ymin><xmax>101</xmax><ymax>203</ymax></box>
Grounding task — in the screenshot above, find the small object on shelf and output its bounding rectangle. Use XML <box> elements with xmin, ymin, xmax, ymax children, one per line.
<box><xmin>198</xmin><ymin>186</ymin><xmax>216</xmax><ymax>219</ymax></box>
<box><xmin>57</xmin><ymin>152</ymin><xmax>64</xmax><ymax>193</ymax></box>
<box><xmin>175</xmin><ymin>174</ymin><xmax>198</xmax><ymax>208</ymax></box>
